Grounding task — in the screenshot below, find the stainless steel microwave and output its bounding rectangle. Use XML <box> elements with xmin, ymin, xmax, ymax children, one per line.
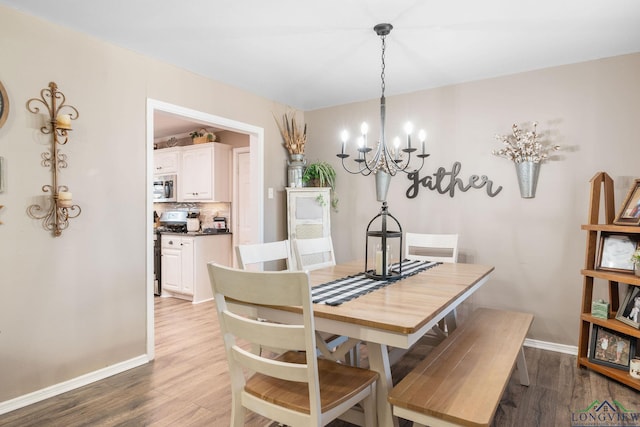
<box><xmin>153</xmin><ymin>174</ymin><xmax>177</xmax><ymax>202</ymax></box>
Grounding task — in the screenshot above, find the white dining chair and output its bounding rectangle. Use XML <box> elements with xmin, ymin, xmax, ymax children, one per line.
<box><xmin>291</xmin><ymin>236</ymin><xmax>359</xmax><ymax>364</ymax></box>
<box><xmin>235</xmin><ymin>240</ymin><xmax>293</xmax><ymax>271</ymax></box>
<box><xmin>292</xmin><ymin>236</ymin><xmax>336</xmax><ymax>271</ymax></box>
<box><xmin>405</xmin><ymin>232</ymin><xmax>460</xmax><ymax>338</ymax></box>
<box><xmin>207</xmin><ymin>263</ymin><xmax>378</xmax><ymax>427</ymax></box>
<box><xmin>236</xmin><ymin>239</ymin><xmax>349</xmax><ymax>360</ymax></box>
<box><xmin>405</xmin><ymin>232</ymin><xmax>459</xmax><ymax>263</ymax></box>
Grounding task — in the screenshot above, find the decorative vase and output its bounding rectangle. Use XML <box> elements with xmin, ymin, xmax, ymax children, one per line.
<box><xmin>287</xmin><ymin>153</ymin><xmax>306</xmax><ymax>188</ymax></box>
<box><xmin>634</xmin><ymin>262</ymin><xmax>640</xmax><ymax>277</ymax></box>
<box><xmin>375</xmin><ymin>171</ymin><xmax>391</xmax><ymax>202</ymax></box>
<box><xmin>515</xmin><ymin>161</ymin><xmax>540</xmax><ymax>198</ymax></box>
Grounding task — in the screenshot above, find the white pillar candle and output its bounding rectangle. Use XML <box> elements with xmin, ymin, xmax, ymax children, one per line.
<box><xmin>58</xmin><ymin>191</ymin><xmax>72</xmax><ymax>200</ymax></box>
<box><xmin>56</xmin><ymin>114</ymin><xmax>71</xmax><ymax>129</ymax></box>
<box><xmin>375</xmin><ymin>250</ymin><xmax>383</xmax><ymax>275</ymax></box>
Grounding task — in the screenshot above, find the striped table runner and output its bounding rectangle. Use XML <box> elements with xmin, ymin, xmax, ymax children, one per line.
<box><xmin>311</xmin><ymin>260</ymin><xmax>440</xmax><ymax>306</ymax></box>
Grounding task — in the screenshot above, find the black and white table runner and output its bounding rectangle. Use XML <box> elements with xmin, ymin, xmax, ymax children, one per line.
<box><xmin>311</xmin><ymin>260</ymin><xmax>441</xmax><ymax>306</ymax></box>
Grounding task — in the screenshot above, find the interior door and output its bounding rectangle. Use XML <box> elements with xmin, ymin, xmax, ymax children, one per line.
<box><xmin>233</xmin><ymin>147</ymin><xmax>253</xmax><ymax>267</ymax></box>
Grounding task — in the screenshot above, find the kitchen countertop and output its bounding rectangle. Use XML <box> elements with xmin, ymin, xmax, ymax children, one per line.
<box><xmin>157</xmin><ymin>230</ymin><xmax>232</xmax><ymax>237</ymax></box>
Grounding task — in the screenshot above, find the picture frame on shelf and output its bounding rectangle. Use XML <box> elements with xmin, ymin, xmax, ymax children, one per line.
<box><xmin>616</xmin><ymin>286</ymin><xmax>640</xmax><ymax>329</ymax></box>
<box><xmin>589</xmin><ymin>324</ymin><xmax>636</xmax><ymax>370</ymax></box>
<box><xmin>596</xmin><ymin>233</ymin><xmax>638</xmax><ymax>273</ymax></box>
<box><xmin>614</xmin><ymin>179</ymin><xmax>640</xmax><ymax>226</ymax></box>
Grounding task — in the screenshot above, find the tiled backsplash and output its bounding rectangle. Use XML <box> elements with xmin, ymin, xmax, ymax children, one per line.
<box><xmin>154</xmin><ymin>202</ymin><xmax>230</xmax><ymax>230</ymax></box>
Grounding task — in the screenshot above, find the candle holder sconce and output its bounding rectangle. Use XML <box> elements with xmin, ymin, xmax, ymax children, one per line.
<box><xmin>26</xmin><ymin>82</ymin><xmax>81</xmax><ymax>236</ymax></box>
<box><xmin>364</xmin><ymin>202</ymin><xmax>404</xmax><ymax>280</ymax></box>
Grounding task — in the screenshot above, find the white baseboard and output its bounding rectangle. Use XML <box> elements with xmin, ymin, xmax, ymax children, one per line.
<box><xmin>524</xmin><ymin>338</ymin><xmax>578</xmax><ymax>355</ymax></box>
<box><xmin>0</xmin><ymin>354</ymin><xmax>149</xmax><ymax>416</ymax></box>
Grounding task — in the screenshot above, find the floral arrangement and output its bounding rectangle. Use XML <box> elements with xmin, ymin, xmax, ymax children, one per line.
<box><xmin>631</xmin><ymin>249</ymin><xmax>640</xmax><ymax>264</ymax></box>
<box><xmin>492</xmin><ymin>122</ymin><xmax>559</xmax><ymax>164</ymax></box>
<box><xmin>274</xmin><ymin>112</ymin><xmax>306</xmax><ymax>155</ymax></box>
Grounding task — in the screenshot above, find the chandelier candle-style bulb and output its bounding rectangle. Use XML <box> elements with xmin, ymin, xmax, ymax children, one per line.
<box><xmin>360</xmin><ymin>122</ymin><xmax>369</xmax><ymax>151</ymax></box>
<box><xmin>340</xmin><ymin>130</ymin><xmax>349</xmax><ymax>156</ymax></box>
<box><xmin>404</xmin><ymin>122</ymin><xmax>413</xmax><ymax>150</ymax></box>
<box><xmin>356</xmin><ymin>137</ymin><xmax>365</xmax><ymax>161</ymax></box>
<box><xmin>393</xmin><ymin>137</ymin><xmax>401</xmax><ymax>161</ymax></box>
<box><xmin>419</xmin><ymin>129</ymin><xmax>426</xmax><ymax>152</ymax></box>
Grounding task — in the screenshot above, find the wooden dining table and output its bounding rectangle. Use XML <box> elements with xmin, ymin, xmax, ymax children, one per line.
<box><xmin>233</xmin><ymin>260</ymin><xmax>494</xmax><ymax>427</ymax></box>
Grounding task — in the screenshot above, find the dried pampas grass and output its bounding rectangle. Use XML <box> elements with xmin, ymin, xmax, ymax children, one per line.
<box><xmin>274</xmin><ymin>112</ymin><xmax>306</xmax><ymax>155</ymax></box>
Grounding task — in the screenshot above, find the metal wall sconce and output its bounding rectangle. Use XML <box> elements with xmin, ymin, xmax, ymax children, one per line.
<box><xmin>26</xmin><ymin>82</ymin><xmax>81</xmax><ymax>236</ymax></box>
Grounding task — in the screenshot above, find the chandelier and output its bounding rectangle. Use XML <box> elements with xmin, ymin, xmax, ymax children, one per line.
<box><xmin>336</xmin><ymin>23</ymin><xmax>429</xmax><ymax>203</ymax></box>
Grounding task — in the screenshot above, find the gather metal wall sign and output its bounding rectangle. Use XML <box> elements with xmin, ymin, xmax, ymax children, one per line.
<box><xmin>405</xmin><ymin>161</ymin><xmax>503</xmax><ymax>199</ymax></box>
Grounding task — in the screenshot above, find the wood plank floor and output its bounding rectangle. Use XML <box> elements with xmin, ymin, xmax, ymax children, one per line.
<box><xmin>1</xmin><ymin>297</ymin><xmax>639</xmax><ymax>426</ymax></box>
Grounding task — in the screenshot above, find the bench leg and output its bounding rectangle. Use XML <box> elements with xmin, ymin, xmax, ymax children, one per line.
<box><xmin>516</xmin><ymin>346</ymin><xmax>530</xmax><ymax>386</ymax></box>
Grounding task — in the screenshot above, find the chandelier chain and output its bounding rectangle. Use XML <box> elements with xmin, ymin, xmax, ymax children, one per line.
<box><xmin>380</xmin><ymin>35</ymin><xmax>386</xmax><ymax>98</ymax></box>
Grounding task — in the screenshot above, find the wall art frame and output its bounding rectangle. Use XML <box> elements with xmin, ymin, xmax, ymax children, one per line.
<box><xmin>616</xmin><ymin>286</ymin><xmax>640</xmax><ymax>329</ymax></box>
<box><xmin>596</xmin><ymin>232</ymin><xmax>638</xmax><ymax>273</ymax></box>
<box><xmin>589</xmin><ymin>324</ymin><xmax>636</xmax><ymax>370</ymax></box>
<box><xmin>614</xmin><ymin>178</ymin><xmax>640</xmax><ymax>226</ymax></box>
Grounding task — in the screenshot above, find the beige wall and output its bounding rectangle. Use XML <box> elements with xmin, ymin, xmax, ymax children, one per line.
<box><xmin>0</xmin><ymin>5</ymin><xmax>290</xmax><ymax>404</ymax></box>
<box><xmin>306</xmin><ymin>52</ymin><xmax>640</xmax><ymax>346</ymax></box>
<box><xmin>1</xmin><ymin>2</ymin><xmax>639</xmax><ymax>409</ymax></box>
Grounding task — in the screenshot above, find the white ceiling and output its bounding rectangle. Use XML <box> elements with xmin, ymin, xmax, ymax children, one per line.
<box><xmin>3</xmin><ymin>0</ymin><xmax>640</xmax><ymax>112</ymax></box>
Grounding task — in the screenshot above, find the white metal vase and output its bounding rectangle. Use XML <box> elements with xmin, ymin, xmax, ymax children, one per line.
<box><xmin>287</xmin><ymin>153</ymin><xmax>306</xmax><ymax>188</ymax></box>
<box><xmin>375</xmin><ymin>171</ymin><xmax>391</xmax><ymax>202</ymax></box>
<box><xmin>515</xmin><ymin>161</ymin><xmax>540</xmax><ymax>198</ymax></box>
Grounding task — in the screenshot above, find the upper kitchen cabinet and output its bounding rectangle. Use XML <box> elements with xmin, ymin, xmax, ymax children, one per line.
<box><xmin>153</xmin><ymin>148</ymin><xmax>180</xmax><ymax>175</ymax></box>
<box><xmin>180</xmin><ymin>143</ymin><xmax>231</xmax><ymax>202</ymax></box>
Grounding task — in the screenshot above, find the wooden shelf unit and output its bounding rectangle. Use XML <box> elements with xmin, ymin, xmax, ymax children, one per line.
<box><xmin>578</xmin><ymin>172</ymin><xmax>640</xmax><ymax>390</ymax></box>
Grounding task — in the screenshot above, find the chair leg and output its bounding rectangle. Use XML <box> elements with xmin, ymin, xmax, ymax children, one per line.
<box><xmin>231</xmin><ymin>396</ymin><xmax>246</xmax><ymax>427</ymax></box>
<box><xmin>362</xmin><ymin>385</ymin><xmax>377</xmax><ymax>427</ymax></box>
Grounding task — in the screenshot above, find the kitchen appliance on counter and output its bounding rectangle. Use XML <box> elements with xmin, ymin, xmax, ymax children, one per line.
<box><xmin>157</xmin><ymin>210</ymin><xmax>188</xmax><ymax>233</ymax></box>
<box><xmin>213</xmin><ymin>216</ymin><xmax>228</xmax><ymax>232</ymax></box>
<box><xmin>187</xmin><ymin>212</ymin><xmax>200</xmax><ymax>232</ymax></box>
<box><xmin>153</xmin><ymin>174</ymin><xmax>177</xmax><ymax>203</ymax></box>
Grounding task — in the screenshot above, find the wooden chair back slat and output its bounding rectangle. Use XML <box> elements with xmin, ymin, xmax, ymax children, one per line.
<box><xmin>405</xmin><ymin>233</ymin><xmax>459</xmax><ymax>263</ymax></box>
<box><xmin>293</xmin><ymin>236</ymin><xmax>336</xmax><ymax>271</ymax></box>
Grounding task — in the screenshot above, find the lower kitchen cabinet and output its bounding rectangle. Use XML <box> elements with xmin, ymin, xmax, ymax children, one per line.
<box><xmin>161</xmin><ymin>233</ymin><xmax>231</xmax><ymax>303</ymax></box>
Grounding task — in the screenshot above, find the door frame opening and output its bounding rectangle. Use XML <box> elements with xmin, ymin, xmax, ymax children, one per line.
<box><xmin>145</xmin><ymin>98</ymin><xmax>264</xmax><ymax>359</ymax></box>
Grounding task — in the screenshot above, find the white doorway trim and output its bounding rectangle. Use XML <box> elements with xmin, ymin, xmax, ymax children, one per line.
<box><xmin>145</xmin><ymin>98</ymin><xmax>264</xmax><ymax>359</ymax></box>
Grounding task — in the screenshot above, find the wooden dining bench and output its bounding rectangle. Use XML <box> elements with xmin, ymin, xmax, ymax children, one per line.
<box><xmin>388</xmin><ymin>308</ymin><xmax>534</xmax><ymax>427</ymax></box>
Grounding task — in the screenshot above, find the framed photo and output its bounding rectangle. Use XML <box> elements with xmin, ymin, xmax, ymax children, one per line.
<box><xmin>616</xmin><ymin>286</ymin><xmax>640</xmax><ymax>329</ymax></box>
<box><xmin>596</xmin><ymin>233</ymin><xmax>638</xmax><ymax>273</ymax></box>
<box><xmin>589</xmin><ymin>324</ymin><xmax>636</xmax><ymax>370</ymax></box>
<box><xmin>614</xmin><ymin>179</ymin><xmax>640</xmax><ymax>226</ymax></box>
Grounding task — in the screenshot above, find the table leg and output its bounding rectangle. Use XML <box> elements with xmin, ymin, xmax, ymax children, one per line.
<box><xmin>366</xmin><ymin>342</ymin><xmax>399</xmax><ymax>427</ymax></box>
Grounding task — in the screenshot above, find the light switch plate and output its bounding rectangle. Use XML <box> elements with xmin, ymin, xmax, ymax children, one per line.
<box><xmin>268</xmin><ymin>187</ymin><xmax>274</xmax><ymax>199</ymax></box>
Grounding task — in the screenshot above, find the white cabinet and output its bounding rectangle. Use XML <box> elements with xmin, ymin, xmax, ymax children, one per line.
<box><xmin>286</xmin><ymin>187</ymin><xmax>331</xmax><ymax>270</ymax></box>
<box><xmin>153</xmin><ymin>148</ymin><xmax>180</xmax><ymax>175</ymax></box>
<box><xmin>180</xmin><ymin>143</ymin><xmax>231</xmax><ymax>202</ymax></box>
<box><xmin>161</xmin><ymin>233</ymin><xmax>232</xmax><ymax>303</ymax></box>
